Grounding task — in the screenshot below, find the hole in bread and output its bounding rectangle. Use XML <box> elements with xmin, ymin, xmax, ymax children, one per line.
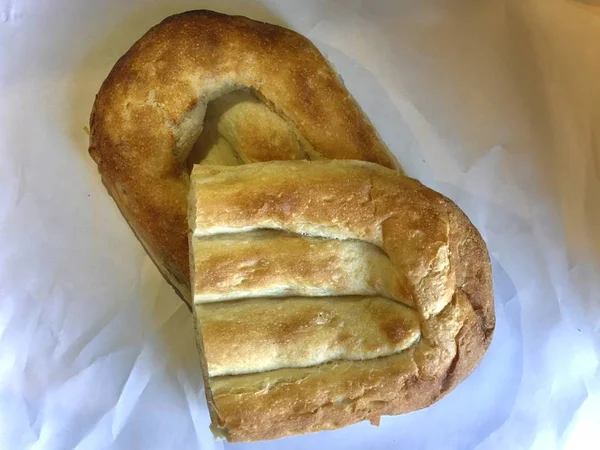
<box><xmin>186</xmin><ymin>89</ymin><xmax>315</xmax><ymax>173</ymax></box>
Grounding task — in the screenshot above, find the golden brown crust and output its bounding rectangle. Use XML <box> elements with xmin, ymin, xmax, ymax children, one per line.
<box><xmin>189</xmin><ymin>161</ymin><xmax>494</xmax><ymax>442</ymax></box>
<box><xmin>197</xmin><ymin>296</ymin><xmax>421</xmax><ymax>377</ymax></box>
<box><xmin>89</xmin><ymin>10</ymin><xmax>397</xmax><ymax>304</ymax></box>
<box><xmin>209</xmin><ymin>292</ymin><xmax>478</xmax><ymax>442</ymax></box>
<box><xmin>191</xmin><ymin>230</ymin><xmax>413</xmax><ymax>306</ymax></box>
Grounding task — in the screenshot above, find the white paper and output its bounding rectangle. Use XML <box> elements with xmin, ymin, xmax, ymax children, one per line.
<box><xmin>0</xmin><ymin>0</ymin><xmax>598</xmax><ymax>449</ymax></box>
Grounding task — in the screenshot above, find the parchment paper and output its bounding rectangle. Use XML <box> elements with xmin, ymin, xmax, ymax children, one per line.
<box><xmin>0</xmin><ymin>1</ymin><xmax>598</xmax><ymax>449</ymax></box>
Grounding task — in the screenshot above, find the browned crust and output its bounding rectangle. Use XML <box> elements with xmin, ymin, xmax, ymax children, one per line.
<box><xmin>89</xmin><ymin>10</ymin><xmax>397</xmax><ymax>304</ymax></box>
<box><xmin>189</xmin><ymin>161</ymin><xmax>495</xmax><ymax>441</ymax></box>
<box><xmin>211</xmin><ymin>289</ymin><xmax>490</xmax><ymax>442</ymax></box>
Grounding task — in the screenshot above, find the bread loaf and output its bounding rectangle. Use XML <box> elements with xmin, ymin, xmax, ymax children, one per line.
<box><xmin>89</xmin><ymin>11</ymin><xmax>397</xmax><ymax>305</ymax></box>
<box><xmin>189</xmin><ymin>160</ymin><xmax>495</xmax><ymax>442</ymax></box>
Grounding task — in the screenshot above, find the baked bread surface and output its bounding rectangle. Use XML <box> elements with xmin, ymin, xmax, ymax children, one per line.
<box><xmin>89</xmin><ymin>10</ymin><xmax>397</xmax><ymax>304</ymax></box>
<box><xmin>189</xmin><ymin>160</ymin><xmax>495</xmax><ymax>442</ymax></box>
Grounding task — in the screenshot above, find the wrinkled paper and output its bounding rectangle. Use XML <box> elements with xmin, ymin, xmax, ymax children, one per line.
<box><xmin>0</xmin><ymin>0</ymin><xmax>598</xmax><ymax>449</ymax></box>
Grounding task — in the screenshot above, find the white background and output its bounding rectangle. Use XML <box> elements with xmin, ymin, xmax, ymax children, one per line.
<box><xmin>1</xmin><ymin>1</ymin><xmax>598</xmax><ymax>449</ymax></box>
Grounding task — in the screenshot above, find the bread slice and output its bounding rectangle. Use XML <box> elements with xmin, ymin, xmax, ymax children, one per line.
<box><xmin>188</xmin><ymin>160</ymin><xmax>494</xmax><ymax>442</ymax></box>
